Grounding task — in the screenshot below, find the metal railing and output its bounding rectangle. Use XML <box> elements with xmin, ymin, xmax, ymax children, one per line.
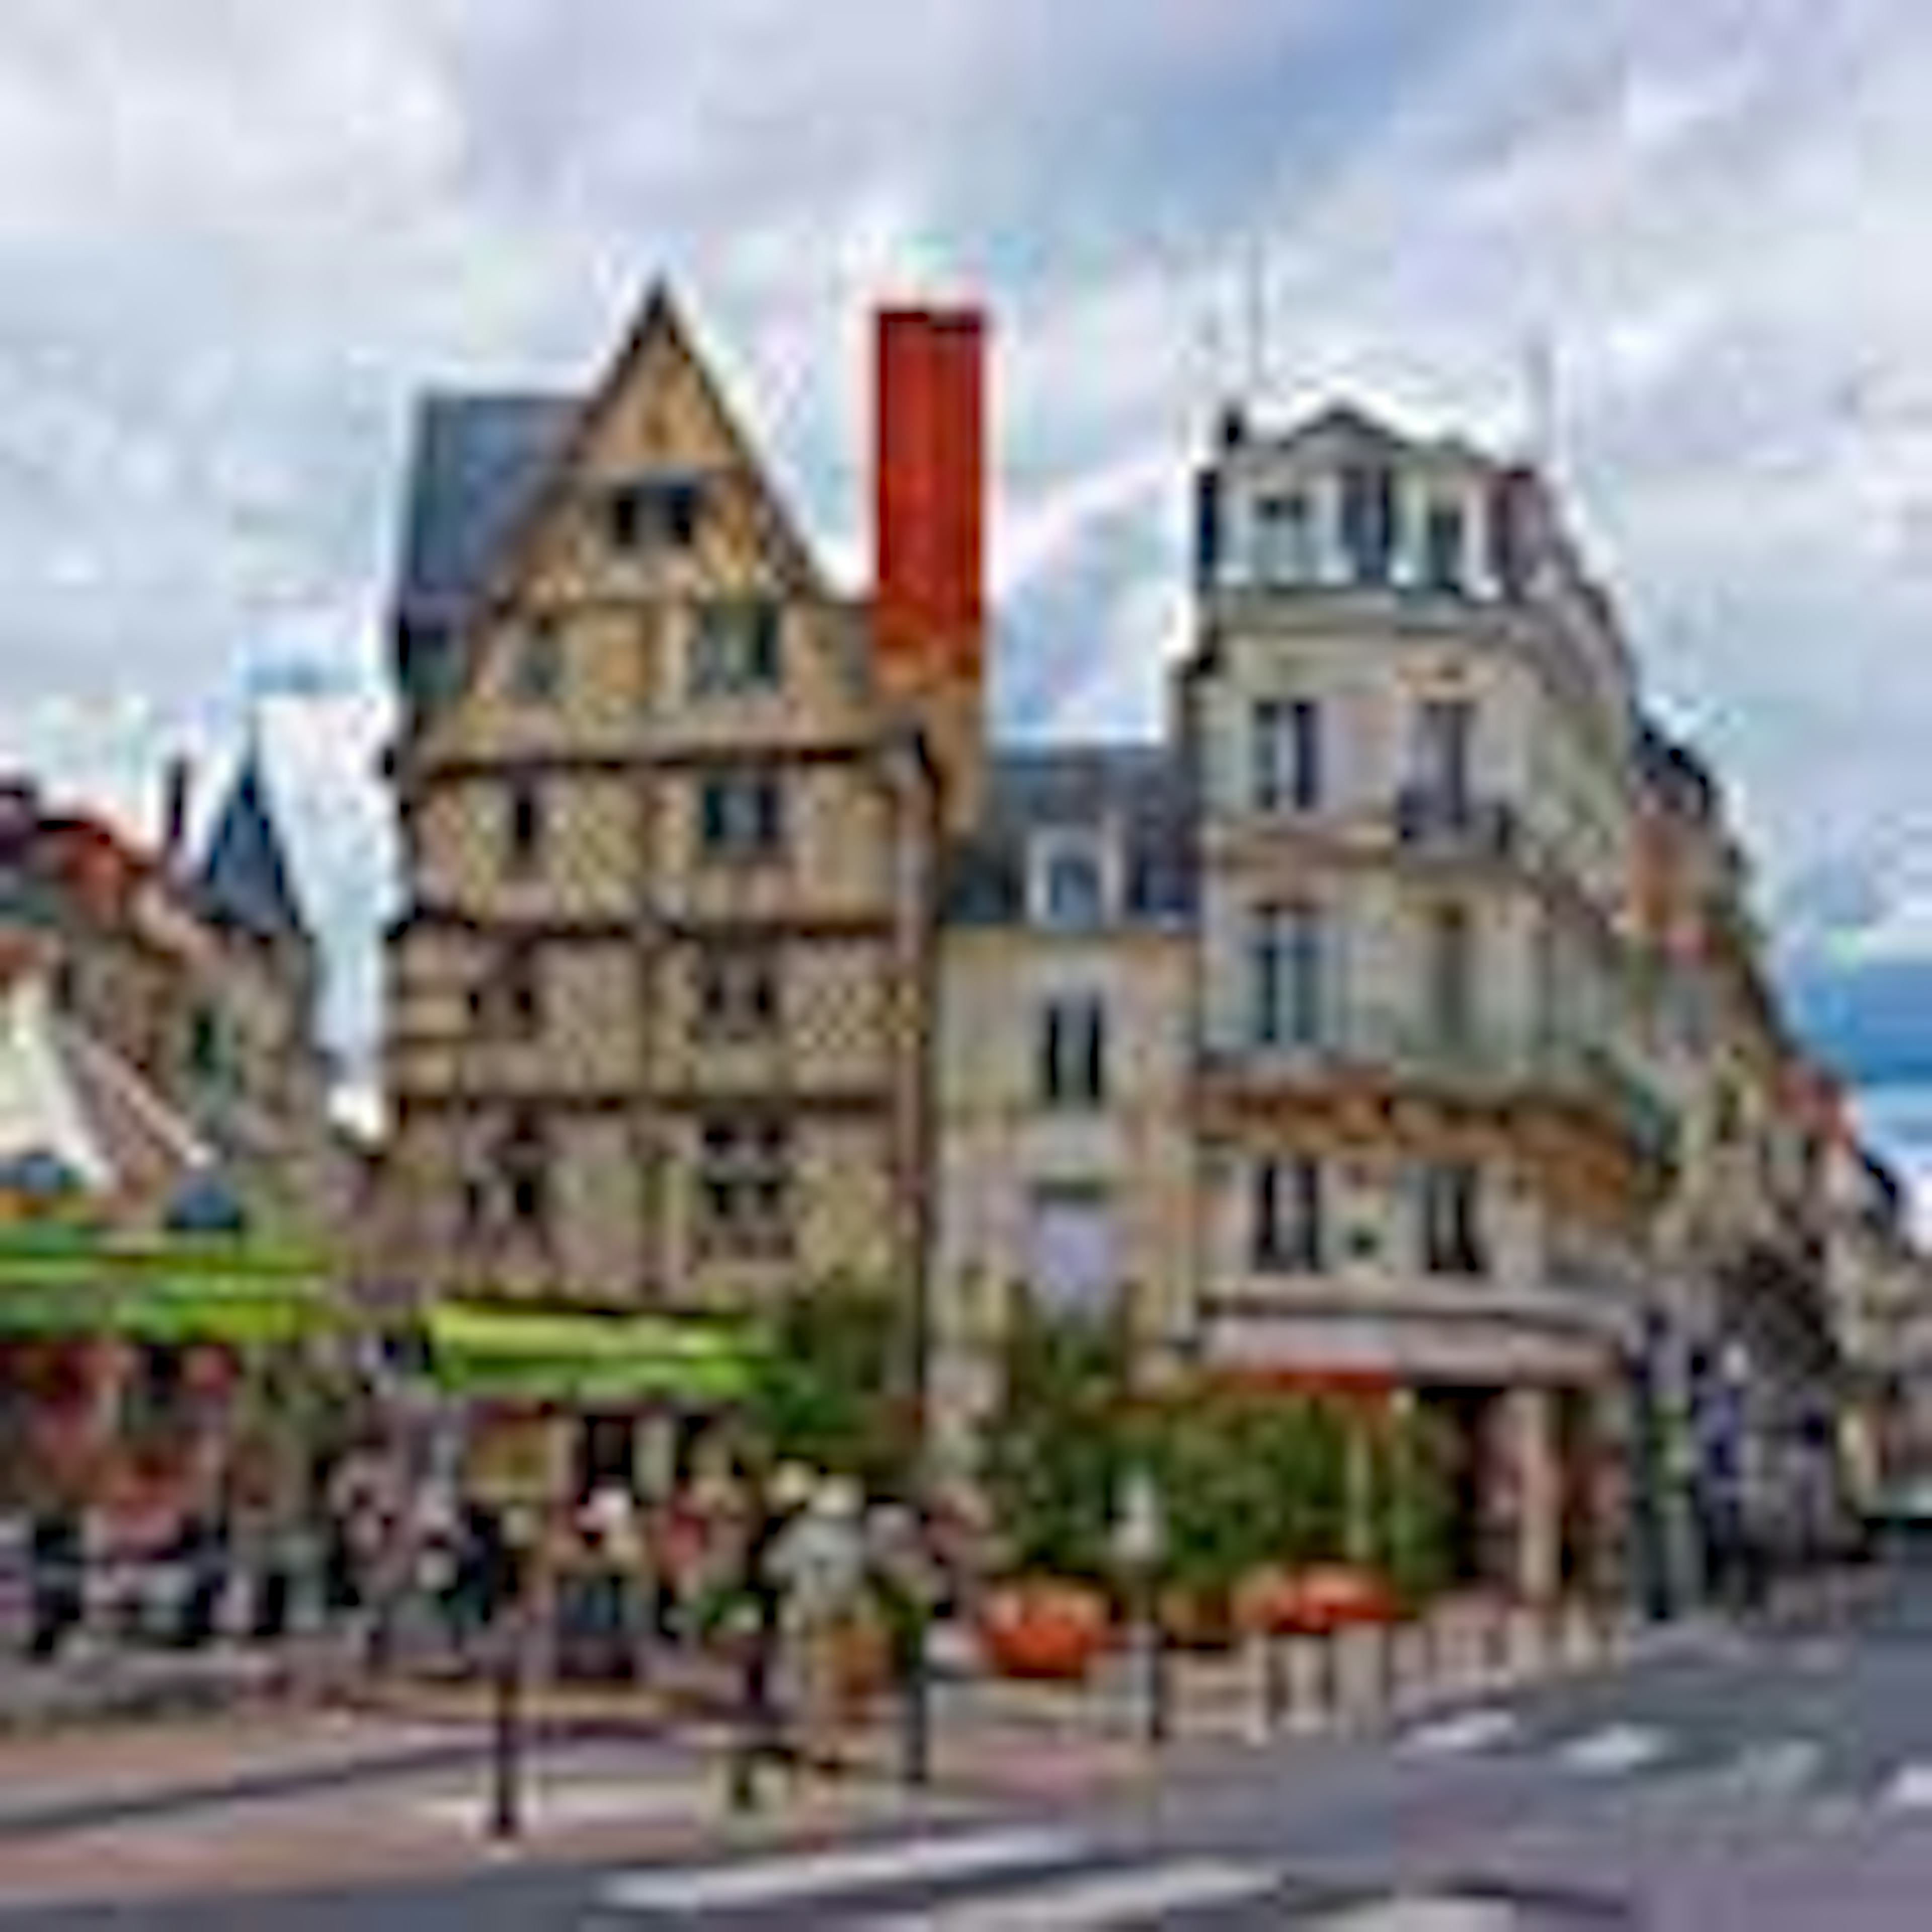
<box><xmin>1215</xmin><ymin>1005</ymin><xmax>1679</xmax><ymax>1165</ymax></box>
<box><xmin>1392</xmin><ymin>786</ymin><xmax>1521</xmax><ymax>860</ymax></box>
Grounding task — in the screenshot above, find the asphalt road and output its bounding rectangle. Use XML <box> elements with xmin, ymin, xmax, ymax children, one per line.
<box><xmin>26</xmin><ymin>1573</ymin><xmax>1932</xmax><ymax>1928</ymax></box>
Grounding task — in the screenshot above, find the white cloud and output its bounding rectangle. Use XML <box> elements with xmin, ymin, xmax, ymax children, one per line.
<box><xmin>0</xmin><ymin>0</ymin><xmax>1926</xmax><ymax>1185</ymax></box>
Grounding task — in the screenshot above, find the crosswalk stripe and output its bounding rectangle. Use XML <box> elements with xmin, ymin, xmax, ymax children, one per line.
<box><xmin>1723</xmin><ymin>1738</ymin><xmax>1822</xmax><ymax>1797</ymax></box>
<box><xmin>599</xmin><ymin>1827</ymin><xmax>1082</xmax><ymax>1913</ymax></box>
<box><xmin>417</xmin><ymin>1781</ymin><xmax>708</xmax><ymax>1831</ymax></box>
<box><xmin>1315</xmin><ymin>1899</ymin><xmax>1524</xmax><ymax>1929</ymax></box>
<box><xmin>1400</xmin><ymin>1708</ymin><xmax>1518</xmax><ymax>1758</ymax></box>
<box><xmin>856</xmin><ymin>1857</ymin><xmax>1282</xmax><ymax>1930</ymax></box>
<box><xmin>1880</xmin><ymin>1762</ymin><xmax>1932</xmax><ymax>1811</ymax></box>
<box><xmin>1557</xmin><ymin>1723</ymin><xmax>1668</xmax><ymax>1776</ymax></box>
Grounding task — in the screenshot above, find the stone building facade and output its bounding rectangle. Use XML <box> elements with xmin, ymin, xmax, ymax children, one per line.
<box><xmin>378</xmin><ymin>287</ymin><xmax>1888</xmax><ymax>1593</ymax></box>
<box><xmin>381</xmin><ymin>291</ymin><xmax>962</xmax><ymax>1496</ymax></box>
<box><xmin>0</xmin><ymin>754</ymin><xmax>337</xmax><ymax>1232</ymax></box>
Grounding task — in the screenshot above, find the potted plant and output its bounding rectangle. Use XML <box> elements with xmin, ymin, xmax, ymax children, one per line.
<box><xmin>976</xmin><ymin>1299</ymin><xmax>1128</xmax><ymax>1681</ymax></box>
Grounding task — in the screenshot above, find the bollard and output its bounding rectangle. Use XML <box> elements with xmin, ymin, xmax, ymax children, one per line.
<box><xmin>1263</xmin><ymin>1630</ymin><xmax>1287</xmax><ymax>1733</ymax></box>
<box><xmin>1142</xmin><ymin>1606</ymin><xmax>1170</xmax><ymax>1747</ymax></box>
<box><xmin>1319</xmin><ymin>1628</ymin><xmax>1341</xmax><ymax>1724</ymax></box>
<box><xmin>1374</xmin><ymin>1621</ymin><xmax>1395</xmax><ymax>1713</ymax></box>
<box><xmin>1483</xmin><ymin>1595</ymin><xmax>1507</xmax><ymax>1680</ymax></box>
<box><xmin>488</xmin><ymin>1619</ymin><xmax>522</xmax><ymax>1842</ymax></box>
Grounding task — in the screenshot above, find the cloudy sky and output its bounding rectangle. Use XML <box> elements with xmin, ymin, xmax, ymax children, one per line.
<box><xmin>3</xmin><ymin>0</ymin><xmax>1931</xmax><ymax>1193</ymax></box>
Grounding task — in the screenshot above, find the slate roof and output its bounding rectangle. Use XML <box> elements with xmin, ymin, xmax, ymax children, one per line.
<box><xmin>1635</xmin><ymin>714</ymin><xmax>1718</xmax><ymax>822</ymax></box>
<box><xmin>196</xmin><ymin>751</ymin><xmax>309</xmax><ymax>945</ymax></box>
<box><xmin>394</xmin><ymin>392</ymin><xmax>576</xmax><ymax>629</ymax></box>
<box><xmin>942</xmin><ymin>743</ymin><xmax>1196</xmax><ymax>926</ymax></box>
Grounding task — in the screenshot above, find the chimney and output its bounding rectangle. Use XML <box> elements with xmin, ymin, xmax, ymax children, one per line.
<box><xmin>162</xmin><ymin>755</ymin><xmax>192</xmax><ymax>869</ymax></box>
<box><xmin>874</xmin><ymin>306</ymin><xmax>986</xmax><ymax>828</ymax></box>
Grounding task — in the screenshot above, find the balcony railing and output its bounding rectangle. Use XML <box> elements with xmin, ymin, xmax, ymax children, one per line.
<box><xmin>1211</xmin><ymin>1004</ymin><xmax>1679</xmax><ymax>1166</ymax></box>
<box><xmin>1393</xmin><ymin>786</ymin><xmax>1520</xmax><ymax>861</ymax></box>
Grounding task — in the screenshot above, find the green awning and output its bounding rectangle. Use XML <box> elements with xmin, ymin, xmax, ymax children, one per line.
<box><xmin>426</xmin><ymin>1302</ymin><xmax>762</xmax><ymax>1404</ymax></box>
<box><xmin>0</xmin><ymin>1226</ymin><xmax>334</xmax><ymax>1343</ymax></box>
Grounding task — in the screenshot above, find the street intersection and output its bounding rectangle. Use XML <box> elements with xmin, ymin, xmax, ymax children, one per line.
<box><xmin>10</xmin><ymin>1576</ymin><xmax>1932</xmax><ymax>1926</ymax></box>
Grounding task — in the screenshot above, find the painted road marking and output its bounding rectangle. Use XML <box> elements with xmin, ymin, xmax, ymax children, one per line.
<box><xmin>858</xmin><ymin>1857</ymin><xmax>1282</xmax><ymax>1930</ymax></box>
<box><xmin>1724</xmin><ymin>1737</ymin><xmax>1823</xmax><ymax>1797</ymax></box>
<box><xmin>417</xmin><ymin>1780</ymin><xmax>708</xmax><ymax>1831</ymax></box>
<box><xmin>1400</xmin><ymin>1709</ymin><xmax>1519</xmax><ymax>1758</ymax></box>
<box><xmin>1880</xmin><ymin>1762</ymin><xmax>1932</xmax><ymax>1811</ymax></box>
<box><xmin>1557</xmin><ymin>1723</ymin><xmax>1668</xmax><ymax>1776</ymax></box>
<box><xmin>599</xmin><ymin>1827</ymin><xmax>1082</xmax><ymax>1913</ymax></box>
<box><xmin>1316</xmin><ymin>1897</ymin><xmax>1525</xmax><ymax>1929</ymax></box>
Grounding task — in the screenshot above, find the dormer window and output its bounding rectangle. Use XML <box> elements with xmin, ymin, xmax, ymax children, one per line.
<box><xmin>1422</xmin><ymin>500</ymin><xmax>1467</xmax><ymax>595</ymax></box>
<box><xmin>1030</xmin><ymin>829</ymin><xmax>1111</xmax><ymax>930</ymax></box>
<box><xmin>606</xmin><ymin>475</ymin><xmax>702</xmax><ymax>554</ymax></box>
<box><xmin>1252</xmin><ymin>488</ymin><xmax>1316</xmax><ymax>586</ymax></box>
<box><xmin>1339</xmin><ymin>462</ymin><xmax>1397</xmax><ymax>586</ymax></box>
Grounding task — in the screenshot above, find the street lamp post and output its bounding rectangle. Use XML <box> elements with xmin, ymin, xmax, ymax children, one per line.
<box><xmin>1114</xmin><ymin>1466</ymin><xmax>1168</xmax><ymax>1748</ymax></box>
<box><xmin>484</xmin><ymin>1504</ymin><xmax>536</xmax><ymax>1844</ymax></box>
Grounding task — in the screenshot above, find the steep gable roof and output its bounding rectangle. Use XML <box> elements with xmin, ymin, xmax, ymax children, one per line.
<box><xmin>392</xmin><ymin>282</ymin><xmax>829</xmax><ymax>731</ymax></box>
<box><xmin>196</xmin><ymin>749</ymin><xmax>309</xmax><ymax>945</ymax></box>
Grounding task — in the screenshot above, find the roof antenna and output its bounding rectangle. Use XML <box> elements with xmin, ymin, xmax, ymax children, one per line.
<box><xmin>1523</xmin><ymin>329</ymin><xmax>1559</xmax><ymax>478</ymax></box>
<box><xmin>1242</xmin><ymin>230</ymin><xmax>1269</xmax><ymax>405</ymax></box>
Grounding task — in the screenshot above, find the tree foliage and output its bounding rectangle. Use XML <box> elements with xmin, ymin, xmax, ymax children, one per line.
<box><xmin>739</xmin><ymin>1274</ymin><xmax>914</xmax><ymax>1497</ymax></box>
<box><xmin>980</xmin><ymin>1298</ymin><xmax>1133</xmax><ymax>1583</ymax></box>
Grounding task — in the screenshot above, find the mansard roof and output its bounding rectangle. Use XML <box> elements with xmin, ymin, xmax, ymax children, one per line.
<box><xmin>942</xmin><ymin>741</ymin><xmax>1195</xmax><ymax>927</ymax></box>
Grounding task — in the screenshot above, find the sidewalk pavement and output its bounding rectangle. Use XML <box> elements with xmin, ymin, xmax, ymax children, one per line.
<box><xmin>0</xmin><ymin>1713</ymin><xmax>976</xmax><ymax>1917</ymax></box>
<box><xmin>0</xmin><ymin>1582</ymin><xmax>1856</xmax><ymax>1916</ymax></box>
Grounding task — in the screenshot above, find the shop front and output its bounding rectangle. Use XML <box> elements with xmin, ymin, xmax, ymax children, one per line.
<box><xmin>421</xmin><ymin>1302</ymin><xmax>764</xmax><ymax>1681</ymax></box>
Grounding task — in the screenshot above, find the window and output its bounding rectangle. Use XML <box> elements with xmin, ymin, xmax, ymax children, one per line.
<box><xmin>1413</xmin><ymin>697</ymin><xmax>1475</xmax><ymax>810</ymax></box>
<box><xmin>1422</xmin><ymin>500</ymin><xmax>1467</xmax><ymax>594</ymax></box>
<box><xmin>499</xmin><ymin>1112</ymin><xmax>549</xmax><ymax>1240</ymax></box>
<box><xmin>1028</xmin><ymin>1185</ymin><xmax>1117</xmax><ymax>1316</ymax></box>
<box><xmin>1421</xmin><ymin>1161</ymin><xmax>1485</xmax><ymax>1275</ymax></box>
<box><xmin>697</xmin><ymin>768</ymin><xmax>785</xmax><ymax>862</ymax></box>
<box><xmin>1339</xmin><ymin>462</ymin><xmax>1397</xmax><ymax>585</ymax></box>
<box><xmin>501</xmin><ymin>945</ymin><xmax>541</xmax><ymax>1036</ymax></box>
<box><xmin>607</xmin><ymin>476</ymin><xmax>701</xmax><ymax>553</ymax></box>
<box><xmin>695</xmin><ymin>944</ymin><xmax>781</xmax><ymax>1038</ymax></box>
<box><xmin>1039</xmin><ymin>995</ymin><xmax>1106</xmax><ymax>1107</ymax></box>
<box><xmin>1253</xmin><ymin>489</ymin><xmax>1316</xmax><ymax>584</ymax></box>
<box><xmin>691</xmin><ymin>599</ymin><xmax>783</xmax><ymax>695</ymax></box>
<box><xmin>1252</xmin><ymin>903</ymin><xmax>1325</xmax><ymax>1048</ymax></box>
<box><xmin>1041</xmin><ymin>845</ymin><xmax>1105</xmax><ymax>929</ymax></box>
<box><xmin>187</xmin><ymin>1006</ymin><xmax>224</xmax><ymax>1083</ymax></box>
<box><xmin>507</xmin><ymin>778</ymin><xmax>544</xmax><ymax>872</ymax></box>
<box><xmin>510</xmin><ymin>619</ymin><xmax>561</xmax><ymax>704</ymax></box>
<box><xmin>694</xmin><ymin>1117</ymin><xmax>792</xmax><ymax>1257</ymax></box>
<box><xmin>1253</xmin><ymin>697</ymin><xmax>1321</xmax><ymax>813</ymax></box>
<box><xmin>1253</xmin><ymin>1158</ymin><xmax>1323</xmax><ymax>1273</ymax></box>
<box><xmin>1424</xmin><ymin>903</ymin><xmax>1476</xmax><ymax>1046</ymax></box>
